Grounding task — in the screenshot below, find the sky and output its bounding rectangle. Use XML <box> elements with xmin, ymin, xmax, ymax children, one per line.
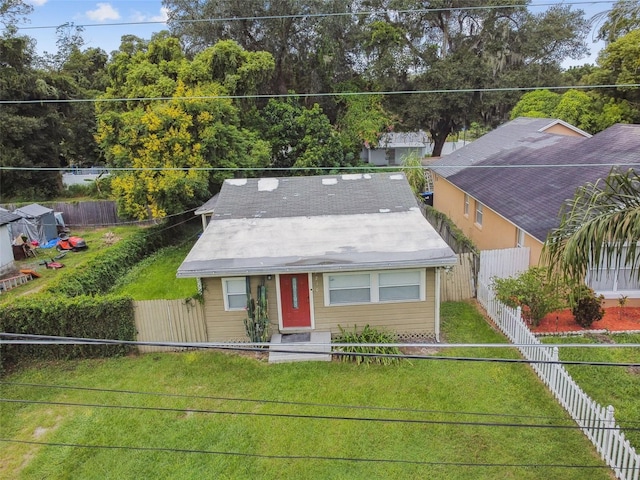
<box><xmin>17</xmin><ymin>0</ymin><xmax>609</xmax><ymax>67</ymax></box>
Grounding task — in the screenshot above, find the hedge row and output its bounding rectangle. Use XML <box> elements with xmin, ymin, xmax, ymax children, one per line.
<box><xmin>0</xmin><ymin>295</ymin><xmax>135</xmax><ymax>373</ymax></box>
<box><xmin>45</xmin><ymin>216</ymin><xmax>191</xmax><ymax>297</ymax></box>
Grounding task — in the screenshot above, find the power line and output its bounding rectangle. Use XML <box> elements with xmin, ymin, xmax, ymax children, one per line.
<box><xmin>1</xmin><ymin>163</ymin><xmax>639</xmax><ymax>172</ymax></box>
<box><xmin>6</xmin><ymin>381</ymin><xmax>639</xmax><ymax>427</ymax></box>
<box><xmin>1</xmin><ymin>83</ymin><xmax>638</xmax><ymax>105</ymax></box>
<box><xmin>0</xmin><ymin>438</ymin><xmax>617</xmax><ymax>470</ymax></box>
<box><xmin>5</xmin><ymin>397</ymin><xmax>605</xmax><ymax>430</ymax></box>
<box><xmin>15</xmin><ymin>0</ymin><xmax>618</xmax><ymax>32</ymax></box>
<box><xmin>2</xmin><ymin>334</ymin><xmax>639</xmax><ymax>367</ymax></box>
<box><xmin>0</xmin><ymin>381</ymin><xmax>582</xmax><ymax>422</ymax></box>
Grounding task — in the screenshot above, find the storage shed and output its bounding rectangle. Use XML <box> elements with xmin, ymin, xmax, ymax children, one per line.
<box><xmin>11</xmin><ymin>203</ymin><xmax>58</xmax><ymax>245</ymax></box>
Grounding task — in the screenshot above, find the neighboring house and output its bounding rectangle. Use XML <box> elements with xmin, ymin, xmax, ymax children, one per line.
<box><xmin>362</xmin><ymin>131</ymin><xmax>430</xmax><ymax>166</ymax></box>
<box><xmin>177</xmin><ymin>173</ymin><xmax>457</xmax><ymax>342</ymax></box>
<box><xmin>0</xmin><ymin>209</ymin><xmax>21</xmax><ymax>275</ymax></box>
<box><xmin>194</xmin><ymin>193</ymin><xmax>218</xmax><ymax>231</ymax></box>
<box><xmin>429</xmin><ymin>118</ymin><xmax>640</xmax><ymax>303</ymax></box>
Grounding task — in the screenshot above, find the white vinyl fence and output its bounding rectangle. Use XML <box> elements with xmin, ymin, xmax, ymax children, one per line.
<box><xmin>478</xmin><ymin>280</ymin><xmax>640</xmax><ymax>480</ymax></box>
<box><xmin>479</xmin><ymin>247</ymin><xmax>530</xmax><ymax>286</ymax></box>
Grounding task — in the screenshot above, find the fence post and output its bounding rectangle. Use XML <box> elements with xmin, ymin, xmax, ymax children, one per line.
<box><xmin>604</xmin><ymin>404</ymin><xmax>615</xmax><ymax>464</ymax></box>
<box><xmin>550</xmin><ymin>347</ymin><xmax>559</xmax><ymax>395</ymax></box>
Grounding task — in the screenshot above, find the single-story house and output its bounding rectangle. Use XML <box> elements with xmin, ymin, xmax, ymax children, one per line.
<box><xmin>361</xmin><ymin>131</ymin><xmax>431</xmax><ymax>166</ymax></box>
<box><xmin>194</xmin><ymin>193</ymin><xmax>218</xmax><ymax>231</ymax></box>
<box><xmin>429</xmin><ymin>118</ymin><xmax>640</xmax><ymax>304</ymax></box>
<box><xmin>0</xmin><ymin>209</ymin><xmax>21</xmax><ymax>275</ymax></box>
<box><xmin>177</xmin><ymin>173</ymin><xmax>457</xmax><ymax>342</ymax></box>
<box><xmin>11</xmin><ymin>203</ymin><xmax>58</xmax><ymax>246</ymax></box>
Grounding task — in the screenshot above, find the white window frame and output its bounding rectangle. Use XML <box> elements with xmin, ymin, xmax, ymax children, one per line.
<box><xmin>475</xmin><ymin>201</ymin><xmax>483</xmax><ymax>227</ymax></box>
<box><xmin>463</xmin><ymin>194</ymin><xmax>469</xmax><ymax>217</ymax></box>
<box><xmin>323</xmin><ymin>270</ymin><xmax>426</xmax><ymax>306</ymax></box>
<box><xmin>586</xmin><ymin>244</ymin><xmax>640</xmax><ymax>298</ymax></box>
<box><xmin>222</xmin><ymin>277</ymin><xmax>247</xmax><ymax>311</ymax></box>
<box><xmin>516</xmin><ymin>228</ymin><xmax>525</xmax><ymax>248</ymax></box>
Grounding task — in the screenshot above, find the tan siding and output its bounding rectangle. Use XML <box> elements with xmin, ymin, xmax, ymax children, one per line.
<box><xmin>202</xmin><ymin>276</ymin><xmax>279</xmax><ymax>342</ymax></box>
<box><xmin>310</xmin><ymin>269</ymin><xmax>436</xmax><ymax>335</ymax></box>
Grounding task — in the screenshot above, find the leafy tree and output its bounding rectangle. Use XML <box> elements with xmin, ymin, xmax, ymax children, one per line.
<box><xmin>543</xmin><ymin>168</ymin><xmax>640</xmax><ymax>285</ymax></box>
<box><xmin>259</xmin><ymin>97</ymin><xmax>353</xmax><ymax>175</ymax></box>
<box><xmin>163</xmin><ymin>0</ymin><xmax>359</xmax><ymax>101</ymax></box>
<box><xmin>335</xmin><ymin>91</ymin><xmax>394</xmax><ymax>154</ymax></box>
<box><xmin>594</xmin><ymin>0</ymin><xmax>640</xmax><ymax>44</ymax></box>
<box><xmin>0</xmin><ymin>30</ymin><xmax>70</xmax><ymax>200</ymax></box>
<box><xmin>361</xmin><ymin>1</ymin><xmax>589</xmax><ymax>155</ymax></box>
<box><xmin>96</xmin><ymin>35</ymin><xmax>273</xmax><ymax>219</ymax></box>
<box><xmin>509</xmin><ymin>89</ymin><xmax>560</xmax><ymax>119</ymax></box>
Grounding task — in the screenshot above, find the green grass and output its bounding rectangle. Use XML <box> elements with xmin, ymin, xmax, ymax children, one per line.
<box><xmin>542</xmin><ymin>333</ymin><xmax>640</xmax><ymax>447</ymax></box>
<box><xmin>0</xmin><ymin>226</ymin><xmax>144</xmax><ymax>302</ymax></box>
<box><xmin>0</xmin><ymin>302</ymin><xmax>610</xmax><ymax>479</ymax></box>
<box><xmin>110</xmin><ymin>242</ymin><xmax>198</xmax><ymax>300</ymax></box>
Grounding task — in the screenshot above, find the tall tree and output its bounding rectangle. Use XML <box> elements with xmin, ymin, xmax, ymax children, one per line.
<box><xmin>96</xmin><ymin>34</ymin><xmax>273</xmax><ymax>219</ymax></box>
<box><xmin>0</xmin><ymin>29</ymin><xmax>70</xmax><ymax>200</ymax></box>
<box><xmin>162</xmin><ymin>0</ymin><xmax>359</xmax><ymax>100</ymax></box>
<box><xmin>594</xmin><ymin>0</ymin><xmax>640</xmax><ymax>45</ymax></box>
<box><xmin>543</xmin><ymin>168</ymin><xmax>640</xmax><ymax>284</ymax></box>
<box><xmin>360</xmin><ymin>1</ymin><xmax>589</xmax><ymax>155</ymax></box>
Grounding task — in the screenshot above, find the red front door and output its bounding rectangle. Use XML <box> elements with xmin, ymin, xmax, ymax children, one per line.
<box><xmin>280</xmin><ymin>274</ymin><xmax>311</xmax><ymax>328</ymax></box>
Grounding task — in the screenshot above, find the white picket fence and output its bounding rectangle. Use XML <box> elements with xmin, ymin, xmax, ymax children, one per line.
<box><xmin>478</xmin><ymin>280</ymin><xmax>640</xmax><ymax>480</ymax></box>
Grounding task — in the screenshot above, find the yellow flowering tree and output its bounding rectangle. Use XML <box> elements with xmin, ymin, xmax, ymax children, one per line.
<box><xmin>96</xmin><ymin>34</ymin><xmax>273</xmax><ymax>219</ymax></box>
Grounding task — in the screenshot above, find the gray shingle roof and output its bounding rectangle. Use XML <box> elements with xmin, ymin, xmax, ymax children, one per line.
<box><xmin>178</xmin><ymin>173</ymin><xmax>457</xmax><ymax>277</ymax></box>
<box><xmin>430</xmin><ymin>117</ymin><xmax>590</xmax><ymax>177</ymax></box>
<box><xmin>0</xmin><ymin>210</ymin><xmax>20</xmax><ymax>226</ymax></box>
<box><xmin>447</xmin><ymin>123</ymin><xmax>640</xmax><ymax>242</ymax></box>
<box><xmin>211</xmin><ymin>173</ymin><xmax>420</xmax><ymax>220</ymax></box>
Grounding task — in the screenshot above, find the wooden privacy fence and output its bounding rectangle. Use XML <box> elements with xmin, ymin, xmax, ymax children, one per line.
<box><xmin>134</xmin><ymin>299</ymin><xmax>208</xmax><ymax>352</ymax></box>
<box><xmin>440</xmin><ymin>252</ymin><xmax>476</xmax><ymax>301</ymax></box>
<box><xmin>478</xmin><ymin>280</ymin><xmax>640</xmax><ymax>480</ymax></box>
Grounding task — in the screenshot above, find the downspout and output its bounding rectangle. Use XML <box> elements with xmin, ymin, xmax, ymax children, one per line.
<box><xmin>435</xmin><ymin>267</ymin><xmax>441</xmax><ymax>342</ymax></box>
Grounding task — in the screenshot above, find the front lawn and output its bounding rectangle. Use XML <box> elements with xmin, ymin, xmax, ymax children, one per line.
<box><xmin>0</xmin><ymin>302</ymin><xmax>610</xmax><ymax>479</ymax></box>
<box><xmin>542</xmin><ymin>333</ymin><xmax>640</xmax><ymax>447</ymax></box>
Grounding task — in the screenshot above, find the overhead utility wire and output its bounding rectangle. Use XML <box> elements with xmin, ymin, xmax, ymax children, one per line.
<box><xmin>2</xmin><ymin>334</ymin><xmax>639</xmax><ymax>367</ymax></box>
<box><xmin>0</xmin><ymin>381</ymin><xmax>587</xmax><ymax>422</ymax></box>
<box><xmin>0</xmin><ymin>439</ymin><xmax>617</xmax><ymax>470</ymax></box>
<box><xmin>3</xmin><ymin>334</ymin><xmax>639</xmax><ymax>350</ymax></box>
<box><xmin>2</xmin><ymin>163</ymin><xmax>640</xmax><ymax>172</ymax></box>
<box><xmin>1</xmin><ymin>83</ymin><xmax>638</xmax><ymax>105</ymax></box>
<box><xmin>16</xmin><ymin>0</ymin><xmax>618</xmax><ymax>31</ymax></box>
<box><xmin>2</xmin><ymin>398</ymin><xmax>632</xmax><ymax>432</ymax></box>
<box><xmin>7</xmin><ymin>381</ymin><xmax>639</xmax><ymax>427</ymax></box>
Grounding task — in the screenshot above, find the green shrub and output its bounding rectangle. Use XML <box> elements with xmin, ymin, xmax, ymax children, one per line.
<box><xmin>334</xmin><ymin>325</ymin><xmax>402</xmax><ymax>365</ymax></box>
<box><xmin>492</xmin><ymin>267</ymin><xmax>566</xmax><ymax>326</ymax></box>
<box><xmin>0</xmin><ymin>294</ymin><xmax>135</xmax><ymax>373</ymax></box>
<box><xmin>571</xmin><ymin>285</ymin><xmax>605</xmax><ymax>328</ymax></box>
<box><xmin>45</xmin><ymin>216</ymin><xmax>192</xmax><ymax>297</ymax></box>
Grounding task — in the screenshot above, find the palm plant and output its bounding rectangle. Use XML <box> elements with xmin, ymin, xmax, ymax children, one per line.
<box><xmin>543</xmin><ymin>168</ymin><xmax>640</xmax><ymax>285</ymax></box>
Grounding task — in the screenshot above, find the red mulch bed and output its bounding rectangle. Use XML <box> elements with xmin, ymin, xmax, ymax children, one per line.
<box><xmin>532</xmin><ymin>307</ymin><xmax>640</xmax><ymax>334</ymax></box>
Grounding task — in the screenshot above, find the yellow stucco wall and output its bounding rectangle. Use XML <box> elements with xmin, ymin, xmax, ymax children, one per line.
<box><xmin>542</xmin><ymin>123</ymin><xmax>586</xmax><ymax>137</ymax></box>
<box><xmin>432</xmin><ymin>175</ymin><xmax>543</xmax><ymax>266</ymax></box>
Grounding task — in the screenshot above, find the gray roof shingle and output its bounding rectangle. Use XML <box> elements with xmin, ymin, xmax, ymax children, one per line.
<box><xmin>430</xmin><ymin>117</ymin><xmax>590</xmax><ymax>177</ymax></box>
<box><xmin>178</xmin><ymin>173</ymin><xmax>457</xmax><ymax>277</ymax></box>
<box><xmin>447</xmin><ymin>123</ymin><xmax>640</xmax><ymax>242</ymax></box>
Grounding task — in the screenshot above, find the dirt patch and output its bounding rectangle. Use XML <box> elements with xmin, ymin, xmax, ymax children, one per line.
<box><xmin>532</xmin><ymin>307</ymin><xmax>640</xmax><ymax>334</ymax></box>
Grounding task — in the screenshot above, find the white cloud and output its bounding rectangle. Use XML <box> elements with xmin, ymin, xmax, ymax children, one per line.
<box><xmin>86</xmin><ymin>3</ymin><xmax>120</xmax><ymax>22</ymax></box>
<box><xmin>129</xmin><ymin>7</ymin><xmax>169</xmax><ymax>23</ymax></box>
<box><xmin>26</xmin><ymin>0</ymin><xmax>48</xmax><ymax>6</ymax></box>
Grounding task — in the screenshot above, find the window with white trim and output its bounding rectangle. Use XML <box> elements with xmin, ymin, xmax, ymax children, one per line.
<box><xmin>324</xmin><ymin>270</ymin><xmax>425</xmax><ymax>306</ymax></box>
<box><xmin>475</xmin><ymin>201</ymin><xmax>483</xmax><ymax>226</ymax></box>
<box><xmin>463</xmin><ymin>194</ymin><xmax>469</xmax><ymax>216</ymax></box>
<box><xmin>222</xmin><ymin>277</ymin><xmax>247</xmax><ymax>311</ymax></box>
<box><xmin>516</xmin><ymin>228</ymin><xmax>525</xmax><ymax>248</ymax></box>
<box><xmin>586</xmin><ymin>245</ymin><xmax>640</xmax><ymax>294</ymax></box>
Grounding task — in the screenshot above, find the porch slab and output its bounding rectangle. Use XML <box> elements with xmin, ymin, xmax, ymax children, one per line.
<box><xmin>268</xmin><ymin>331</ymin><xmax>332</xmax><ymax>363</ymax></box>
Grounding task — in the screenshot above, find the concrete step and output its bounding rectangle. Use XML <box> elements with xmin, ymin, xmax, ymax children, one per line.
<box><xmin>268</xmin><ymin>331</ymin><xmax>332</xmax><ymax>363</ymax></box>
